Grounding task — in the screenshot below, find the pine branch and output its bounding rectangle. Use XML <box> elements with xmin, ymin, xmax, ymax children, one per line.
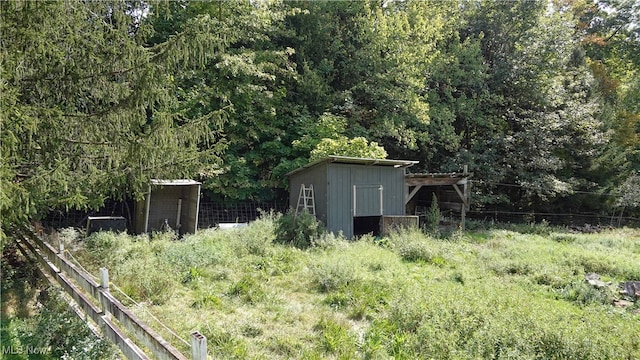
<box><xmin>18</xmin><ymin>67</ymin><xmax>137</xmax><ymax>83</ymax></box>
<box><xmin>64</xmin><ymin>138</ymin><xmax>111</xmax><ymax>146</ymax></box>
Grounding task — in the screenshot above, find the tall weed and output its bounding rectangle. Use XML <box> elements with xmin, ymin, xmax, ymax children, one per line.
<box><xmin>309</xmin><ymin>259</ymin><xmax>359</xmax><ymax>293</ymax></box>
<box><xmin>387</xmin><ymin>228</ymin><xmax>449</xmax><ymax>266</ymax></box>
<box><xmin>314</xmin><ymin>316</ymin><xmax>358</xmax><ymax>358</ymax></box>
<box><xmin>115</xmin><ymin>257</ymin><xmax>178</xmax><ymax>305</ymax></box>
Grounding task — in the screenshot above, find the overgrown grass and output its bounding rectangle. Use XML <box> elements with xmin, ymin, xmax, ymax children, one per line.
<box><xmin>64</xmin><ymin>218</ymin><xmax>640</xmax><ymax>359</ymax></box>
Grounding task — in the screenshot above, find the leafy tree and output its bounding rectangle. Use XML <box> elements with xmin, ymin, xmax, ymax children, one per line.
<box><xmin>456</xmin><ymin>0</ymin><xmax>611</xmax><ymax>210</ymax></box>
<box><xmin>616</xmin><ymin>174</ymin><xmax>640</xmax><ymax>209</ymax></box>
<box><xmin>569</xmin><ymin>0</ymin><xmax>640</xmax><ymax>215</ymax></box>
<box><xmin>309</xmin><ymin>136</ymin><xmax>387</xmax><ymax>162</ymax></box>
<box><xmin>144</xmin><ymin>0</ymin><xmax>298</xmax><ymax>201</ymax></box>
<box><xmin>0</xmin><ymin>1</ymin><xmax>225</xmax><ymax>241</ymax></box>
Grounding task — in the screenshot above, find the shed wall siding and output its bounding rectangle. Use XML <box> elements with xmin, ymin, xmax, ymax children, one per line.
<box><xmin>381</xmin><ymin>167</ymin><xmax>406</xmax><ymax>215</ymax></box>
<box><xmin>134</xmin><ymin>183</ymin><xmax>201</xmax><ymax>234</ymax></box>
<box><xmin>326</xmin><ymin>164</ymin><xmax>406</xmax><ymax>237</ymax></box>
<box><xmin>147</xmin><ymin>187</ymin><xmax>182</xmax><ymax>232</ymax></box>
<box><xmin>289</xmin><ymin>160</ymin><xmax>410</xmax><ymax>239</ymax></box>
<box><xmin>327</xmin><ymin>165</ymin><xmax>353</xmax><ymax>238</ymax></box>
<box><xmin>134</xmin><ymin>198</ymin><xmax>147</xmax><ymax>233</ymax></box>
<box><xmin>289</xmin><ymin>164</ymin><xmax>328</xmax><ymax>223</ymax></box>
<box><xmin>183</xmin><ymin>185</ymin><xmax>200</xmax><ymax>234</ymax></box>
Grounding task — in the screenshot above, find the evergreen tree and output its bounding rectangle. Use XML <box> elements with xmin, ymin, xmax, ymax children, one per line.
<box><xmin>0</xmin><ymin>1</ymin><xmax>225</xmax><ymax>241</ymax></box>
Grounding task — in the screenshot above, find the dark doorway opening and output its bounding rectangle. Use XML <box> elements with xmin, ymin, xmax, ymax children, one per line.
<box><xmin>353</xmin><ymin>216</ymin><xmax>381</xmax><ymax>237</ymax></box>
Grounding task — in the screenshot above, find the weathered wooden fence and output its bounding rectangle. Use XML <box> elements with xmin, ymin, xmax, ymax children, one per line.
<box><xmin>13</xmin><ymin>227</ymin><xmax>207</xmax><ymax>360</ymax></box>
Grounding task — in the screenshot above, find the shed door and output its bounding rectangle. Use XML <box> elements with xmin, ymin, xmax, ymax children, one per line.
<box><xmin>353</xmin><ymin>185</ymin><xmax>383</xmax><ymax>216</ymax></box>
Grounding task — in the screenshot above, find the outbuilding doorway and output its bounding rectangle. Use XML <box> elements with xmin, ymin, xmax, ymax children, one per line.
<box><xmin>353</xmin><ymin>216</ymin><xmax>381</xmax><ymax>237</ymax></box>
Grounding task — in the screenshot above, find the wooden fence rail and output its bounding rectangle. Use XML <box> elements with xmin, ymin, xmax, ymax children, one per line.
<box><xmin>14</xmin><ymin>227</ymin><xmax>207</xmax><ymax>360</ymax></box>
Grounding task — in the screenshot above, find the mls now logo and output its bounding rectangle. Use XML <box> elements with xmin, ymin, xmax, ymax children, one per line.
<box><xmin>2</xmin><ymin>345</ymin><xmax>48</xmax><ymax>355</ymax></box>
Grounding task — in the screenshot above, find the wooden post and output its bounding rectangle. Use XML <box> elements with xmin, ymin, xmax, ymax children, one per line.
<box><xmin>461</xmin><ymin>204</ymin><xmax>466</xmax><ymax>232</ymax></box>
<box><xmin>100</xmin><ymin>268</ymin><xmax>109</xmax><ymax>292</ymax></box>
<box><xmin>191</xmin><ymin>331</ymin><xmax>207</xmax><ymax>360</ymax></box>
<box><xmin>59</xmin><ymin>239</ymin><xmax>65</xmax><ymax>259</ymax></box>
<box><xmin>99</xmin><ymin>267</ymin><xmax>111</xmax><ymax>319</ymax></box>
<box><xmin>461</xmin><ymin>165</ymin><xmax>469</xmax><ymax>232</ymax></box>
<box><xmin>176</xmin><ymin>198</ymin><xmax>183</xmax><ymax>231</ymax></box>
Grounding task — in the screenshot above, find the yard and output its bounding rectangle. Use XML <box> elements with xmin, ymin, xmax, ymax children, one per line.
<box><xmin>62</xmin><ymin>216</ymin><xmax>640</xmax><ymax>359</ymax></box>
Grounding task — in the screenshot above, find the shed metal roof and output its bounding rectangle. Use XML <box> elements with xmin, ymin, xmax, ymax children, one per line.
<box><xmin>287</xmin><ymin>156</ymin><xmax>418</xmax><ymax>177</ymax></box>
<box><xmin>150</xmin><ymin>179</ymin><xmax>201</xmax><ymax>186</ymax></box>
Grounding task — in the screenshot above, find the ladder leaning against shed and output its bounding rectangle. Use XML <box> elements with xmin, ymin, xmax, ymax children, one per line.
<box><xmin>296</xmin><ymin>184</ymin><xmax>316</xmax><ymax>216</ymax></box>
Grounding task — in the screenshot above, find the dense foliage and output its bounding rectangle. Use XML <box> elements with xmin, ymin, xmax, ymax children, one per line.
<box><xmin>274</xmin><ymin>210</ymin><xmax>325</xmax><ymax>249</ymax></box>
<box><xmin>2</xmin><ymin>0</ymin><xmax>639</xmax><ymax>237</ymax></box>
<box><xmin>0</xmin><ymin>1</ymin><xmax>225</xmax><ymax>241</ymax></box>
<box><xmin>1</xmin><ymin>243</ymin><xmax>117</xmax><ymax>359</ymax></box>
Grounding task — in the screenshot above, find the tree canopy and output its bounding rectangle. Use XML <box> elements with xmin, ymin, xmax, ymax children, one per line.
<box><xmin>0</xmin><ymin>1</ymin><xmax>225</xmax><ymax>239</ymax></box>
<box><xmin>2</xmin><ymin>0</ymin><xmax>639</xmax><ymax>238</ymax></box>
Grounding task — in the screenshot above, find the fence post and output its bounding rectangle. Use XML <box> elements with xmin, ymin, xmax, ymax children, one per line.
<box><xmin>99</xmin><ymin>267</ymin><xmax>111</xmax><ymax>319</ymax></box>
<box><xmin>100</xmin><ymin>268</ymin><xmax>109</xmax><ymax>292</ymax></box>
<box><xmin>191</xmin><ymin>331</ymin><xmax>207</xmax><ymax>360</ymax></box>
<box><xmin>59</xmin><ymin>240</ymin><xmax>65</xmax><ymax>259</ymax></box>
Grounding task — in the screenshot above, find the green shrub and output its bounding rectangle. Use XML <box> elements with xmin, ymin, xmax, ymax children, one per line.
<box><xmin>559</xmin><ymin>280</ymin><xmax>613</xmax><ymax>306</ymax></box>
<box><xmin>425</xmin><ymin>193</ymin><xmax>441</xmax><ymax>234</ymax></box>
<box><xmin>552</xmin><ymin>233</ymin><xmax>578</xmax><ymax>243</ymax></box>
<box><xmin>57</xmin><ymin>227</ymin><xmax>82</xmax><ymax>244</ymax></box>
<box><xmin>164</xmin><ymin>234</ymin><xmax>229</xmax><ymax>271</ymax></box>
<box><xmin>211</xmin><ymin>210</ymin><xmax>281</xmax><ymax>258</ymax></box>
<box><xmin>83</xmin><ymin>231</ymin><xmax>134</xmax><ymax>268</ymax></box>
<box><xmin>84</xmin><ymin>231</ymin><xmax>118</xmax><ymax>255</ymax></box>
<box><xmin>14</xmin><ymin>288</ymin><xmax>118</xmax><ymax>360</ymax></box>
<box><xmin>505</xmin><ymin>219</ymin><xmax>554</xmax><ymax>235</ymax></box>
<box><xmin>311</xmin><ymin>231</ymin><xmax>347</xmax><ymax>249</ymax></box>
<box><xmin>151</xmin><ymin>229</ymin><xmax>178</xmax><ymax>242</ymax></box>
<box><xmin>274</xmin><ymin>210</ymin><xmax>325</xmax><ymax>249</ymax></box>
<box><xmin>490</xmin><ymin>260</ymin><xmax>533</xmax><ymax>276</ymax></box>
<box><xmin>533</xmin><ymin>270</ymin><xmax>570</xmax><ymax>288</ymax></box>
<box><xmin>577</xmin><ymin>254</ymin><xmax>616</xmax><ymax>275</ymax></box>
<box><xmin>250</xmin><ymin>248</ymin><xmax>302</xmax><ymax>276</ymax></box>
<box><xmin>324</xmin><ymin>280</ymin><xmax>390</xmax><ymax>320</ymax></box>
<box><xmin>387</xmin><ymin>228</ymin><xmax>449</xmax><ymax>266</ymax></box>
<box><xmin>191</xmin><ymin>290</ymin><xmax>223</xmax><ymax>309</ymax></box>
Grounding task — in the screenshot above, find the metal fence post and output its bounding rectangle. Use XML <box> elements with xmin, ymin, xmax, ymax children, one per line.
<box><xmin>191</xmin><ymin>331</ymin><xmax>207</xmax><ymax>360</ymax></box>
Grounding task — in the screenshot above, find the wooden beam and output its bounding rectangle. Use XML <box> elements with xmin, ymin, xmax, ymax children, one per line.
<box><xmin>452</xmin><ymin>184</ymin><xmax>468</xmax><ymax>207</ymax></box>
<box><xmin>405</xmin><ymin>185</ymin><xmax>423</xmax><ymax>205</ymax></box>
<box><xmin>406</xmin><ymin>177</ymin><xmax>467</xmax><ymax>186</ymax></box>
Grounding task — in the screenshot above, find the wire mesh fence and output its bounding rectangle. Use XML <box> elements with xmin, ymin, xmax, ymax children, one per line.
<box><xmin>197</xmin><ymin>201</ymin><xmax>288</xmax><ymax>229</ymax></box>
<box><xmin>42</xmin><ymin>200</ymin><xmax>289</xmax><ymax>232</ymax></box>
<box><xmin>466</xmin><ymin>210</ymin><xmax>640</xmax><ymax>228</ymax></box>
<box><xmin>42</xmin><ymin>201</ymin><xmax>133</xmax><ymax>230</ymax></box>
<box><xmin>40</xmin><ymin>200</ymin><xmax>638</xmax><ymax>232</ymax></box>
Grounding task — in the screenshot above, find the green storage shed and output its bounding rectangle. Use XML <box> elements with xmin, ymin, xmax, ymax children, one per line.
<box><xmin>287</xmin><ymin>156</ymin><xmax>418</xmax><ymax>238</ymax></box>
